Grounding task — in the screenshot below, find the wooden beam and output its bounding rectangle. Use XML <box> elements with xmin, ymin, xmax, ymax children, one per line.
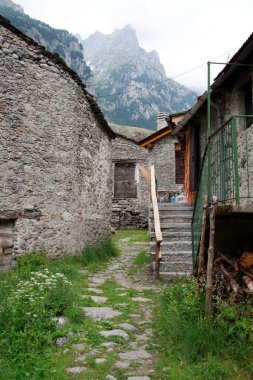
<box><xmin>139</xmin><ymin>130</ymin><xmax>171</xmax><ymax>147</ymax></box>
<box><xmin>197</xmin><ymin>195</ymin><xmax>208</xmax><ymax>276</ymax></box>
<box><xmin>205</xmin><ymin>196</ymin><xmax>218</xmax><ymax>319</ymax></box>
<box><xmin>150</xmin><ymin>165</ymin><xmax>162</xmax><ymax>243</ymax></box>
<box><xmin>150</xmin><ymin>165</ymin><xmax>163</xmax><ymax>279</ymax></box>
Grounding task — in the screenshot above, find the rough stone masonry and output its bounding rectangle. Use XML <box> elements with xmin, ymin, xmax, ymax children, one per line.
<box><xmin>0</xmin><ymin>16</ymin><xmax>114</xmax><ymax>269</ymax></box>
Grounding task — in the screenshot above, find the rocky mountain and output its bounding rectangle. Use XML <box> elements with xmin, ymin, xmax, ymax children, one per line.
<box><xmin>81</xmin><ymin>26</ymin><xmax>197</xmax><ymax>130</ymax></box>
<box><xmin>1</xmin><ymin>1</ymin><xmax>197</xmax><ymax>130</ymax></box>
<box><xmin>0</xmin><ymin>0</ymin><xmax>92</xmax><ymax>83</ymax></box>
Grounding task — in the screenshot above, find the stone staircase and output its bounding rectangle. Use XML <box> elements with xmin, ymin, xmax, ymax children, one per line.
<box><xmin>149</xmin><ymin>203</ymin><xmax>193</xmax><ymax>279</ymax></box>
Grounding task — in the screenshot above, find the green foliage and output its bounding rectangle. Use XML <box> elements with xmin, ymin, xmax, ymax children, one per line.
<box><xmin>0</xmin><ymin>267</ymin><xmax>75</xmax><ymax>378</ymax></box>
<box><xmin>216</xmin><ymin>298</ymin><xmax>253</xmax><ymax>341</ymax></box>
<box><xmin>81</xmin><ymin>239</ymin><xmax>119</xmax><ymax>266</ymax></box>
<box><xmin>15</xmin><ymin>250</ymin><xmax>46</xmax><ymax>272</ymax></box>
<box><xmin>155</xmin><ymin>277</ymin><xmax>253</xmax><ymax>379</ymax></box>
<box><xmin>0</xmin><ymin>241</ymin><xmax>107</xmax><ymax>378</ymax></box>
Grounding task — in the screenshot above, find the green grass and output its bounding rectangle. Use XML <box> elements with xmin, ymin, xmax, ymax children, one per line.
<box><xmin>0</xmin><ymin>239</ymin><xmax>118</xmax><ymax>379</ymax></box>
<box><xmin>128</xmin><ymin>249</ymin><xmax>151</xmax><ymax>276</ymax></box>
<box><xmin>80</xmin><ymin>238</ymin><xmax>120</xmax><ymax>266</ymax></box>
<box><xmin>113</xmin><ymin>229</ymin><xmax>150</xmax><ymax>243</ymax></box>
<box><xmin>154</xmin><ymin>277</ymin><xmax>253</xmax><ymax>380</ymax></box>
<box><xmin>133</xmin><ymin>250</ymin><xmax>151</xmax><ymax>265</ymax></box>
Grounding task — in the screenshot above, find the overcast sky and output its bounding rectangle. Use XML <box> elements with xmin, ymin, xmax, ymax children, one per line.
<box><xmin>16</xmin><ymin>0</ymin><xmax>253</xmax><ymax>90</ymax></box>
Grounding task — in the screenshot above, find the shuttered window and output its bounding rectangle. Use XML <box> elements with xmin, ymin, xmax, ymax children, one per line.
<box><xmin>175</xmin><ymin>150</ymin><xmax>185</xmax><ymax>184</ymax></box>
<box><xmin>114</xmin><ymin>163</ymin><xmax>137</xmax><ymax>198</ymax></box>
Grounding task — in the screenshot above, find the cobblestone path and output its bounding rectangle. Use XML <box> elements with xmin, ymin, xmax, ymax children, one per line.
<box><xmin>64</xmin><ymin>235</ymin><xmax>165</xmax><ymax>379</ymax></box>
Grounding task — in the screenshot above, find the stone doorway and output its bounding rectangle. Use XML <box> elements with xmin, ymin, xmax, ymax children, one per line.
<box><xmin>0</xmin><ymin>219</ymin><xmax>14</xmax><ymax>271</ymax></box>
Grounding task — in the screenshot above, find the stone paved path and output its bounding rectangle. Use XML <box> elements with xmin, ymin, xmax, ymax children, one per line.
<box><xmin>64</xmin><ymin>235</ymin><xmax>165</xmax><ymax>379</ymax></box>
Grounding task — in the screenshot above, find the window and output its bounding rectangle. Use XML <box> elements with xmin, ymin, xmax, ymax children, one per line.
<box><xmin>175</xmin><ymin>150</ymin><xmax>185</xmax><ymax>184</ymax></box>
<box><xmin>114</xmin><ymin>163</ymin><xmax>137</xmax><ymax>198</ymax></box>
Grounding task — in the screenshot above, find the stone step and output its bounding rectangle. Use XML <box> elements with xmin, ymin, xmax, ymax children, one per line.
<box><xmin>157</xmin><ymin>261</ymin><xmax>193</xmax><ymax>272</ymax></box>
<box><xmin>159</xmin><ymin>271</ymin><xmax>192</xmax><ymax>279</ymax></box>
<box><xmin>149</xmin><ymin>214</ymin><xmax>193</xmax><ymax>222</ymax></box>
<box><xmin>150</xmin><ymin>240</ymin><xmax>192</xmax><ymax>252</ymax></box>
<box><xmin>150</xmin><ymin>203</ymin><xmax>193</xmax><ymax>211</ymax></box>
<box><xmin>150</xmin><ymin>231</ymin><xmax>191</xmax><ymax>241</ymax></box>
<box><xmin>149</xmin><ymin>222</ymin><xmax>192</xmax><ymax>231</ymax></box>
<box><xmin>150</xmin><ymin>250</ymin><xmax>192</xmax><ymax>261</ymax></box>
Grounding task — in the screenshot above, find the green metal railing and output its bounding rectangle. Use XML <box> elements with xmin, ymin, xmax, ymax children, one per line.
<box><xmin>192</xmin><ymin>115</ymin><xmax>253</xmax><ymax>264</ymax></box>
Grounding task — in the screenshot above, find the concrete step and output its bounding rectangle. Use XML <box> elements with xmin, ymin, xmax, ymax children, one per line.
<box><xmin>150</xmin><ymin>240</ymin><xmax>192</xmax><ymax>252</ymax></box>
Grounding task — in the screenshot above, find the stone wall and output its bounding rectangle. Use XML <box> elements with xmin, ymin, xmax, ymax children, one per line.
<box><xmin>0</xmin><ymin>19</ymin><xmax>113</xmax><ymax>268</ymax></box>
<box><xmin>198</xmin><ymin>74</ymin><xmax>253</xmax><ymax>159</ymax></box>
<box><xmin>149</xmin><ymin>134</ymin><xmax>183</xmax><ymax>193</ymax></box>
<box><xmin>112</xmin><ymin>137</ymin><xmax>149</xmax><ymax>229</ymax></box>
<box><xmin>111</xmin><ymin>133</ymin><xmax>184</xmax><ymax>229</ymax></box>
<box><xmin>237</xmin><ymin>123</ymin><xmax>253</xmax><ymax>203</ymax></box>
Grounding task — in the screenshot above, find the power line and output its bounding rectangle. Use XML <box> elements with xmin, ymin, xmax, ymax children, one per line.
<box><xmin>95</xmin><ymin>44</ymin><xmax>241</xmax><ymax>99</ymax></box>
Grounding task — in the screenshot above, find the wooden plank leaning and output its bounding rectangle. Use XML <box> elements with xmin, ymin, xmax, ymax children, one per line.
<box><xmin>197</xmin><ymin>195</ymin><xmax>208</xmax><ymax>276</ymax></box>
<box><xmin>150</xmin><ymin>165</ymin><xmax>163</xmax><ymax>279</ymax></box>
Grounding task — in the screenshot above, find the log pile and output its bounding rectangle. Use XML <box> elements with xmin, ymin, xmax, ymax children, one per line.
<box><xmin>213</xmin><ymin>250</ymin><xmax>253</xmax><ymax>297</ymax></box>
<box><xmin>197</xmin><ymin>195</ymin><xmax>253</xmax><ymax>317</ymax></box>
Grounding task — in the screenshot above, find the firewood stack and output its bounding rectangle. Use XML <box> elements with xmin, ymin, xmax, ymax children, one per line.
<box><xmin>213</xmin><ymin>249</ymin><xmax>253</xmax><ymax>296</ymax></box>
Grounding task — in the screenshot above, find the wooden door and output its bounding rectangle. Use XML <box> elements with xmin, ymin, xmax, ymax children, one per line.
<box><xmin>114</xmin><ymin>163</ymin><xmax>137</xmax><ymax>198</ymax></box>
<box><xmin>0</xmin><ymin>220</ymin><xmax>14</xmax><ymax>271</ymax></box>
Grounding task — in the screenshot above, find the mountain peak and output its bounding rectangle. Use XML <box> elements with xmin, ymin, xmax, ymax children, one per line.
<box><xmin>0</xmin><ymin>0</ymin><xmax>24</xmax><ymax>13</ymax></box>
<box><xmin>81</xmin><ymin>27</ymin><xmax>197</xmax><ymax>129</ymax></box>
<box><xmin>118</xmin><ymin>24</ymin><xmax>136</xmax><ymax>35</ymax></box>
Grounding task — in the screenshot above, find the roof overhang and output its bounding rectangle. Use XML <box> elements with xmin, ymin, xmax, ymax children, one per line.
<box><xmin>172</xmin><ymin>32</ymin><xmax>253</xmax><ymax>135</ymax></box>
<box><xmin>139</xmin><ymin>127</ymin><xmax>171</xmax><ymax>147</ymax></box>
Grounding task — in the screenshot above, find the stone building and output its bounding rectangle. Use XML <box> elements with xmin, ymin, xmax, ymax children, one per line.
<box><xmin>172</xmin><ymin>32</ymin><xmax>253</xmax><ymax>264</ymax></box>
<box><xmin>0</xmin><ymin>16</ymin><xmax>115</xmax><ymax>270</ymax></box>
<box><xmin>110</xmin><ymin>113</ymin><xmax>187</xmax><ymax>230</ymax></box>
<box><xmin>110</xmin><ymin>125</ymin><xmax>151</xmax><ymax>229</ymax></box>
<box><xmin>139</xmin><ymin>112</ymin><xmax>187</xmax><ymax>200</ymax></box>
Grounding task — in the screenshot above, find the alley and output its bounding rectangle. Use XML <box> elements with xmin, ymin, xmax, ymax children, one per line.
<box><xmin>64</xmin><ymin>231</ymin><xmax>164</xmax><ymax>379</ymax></box>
